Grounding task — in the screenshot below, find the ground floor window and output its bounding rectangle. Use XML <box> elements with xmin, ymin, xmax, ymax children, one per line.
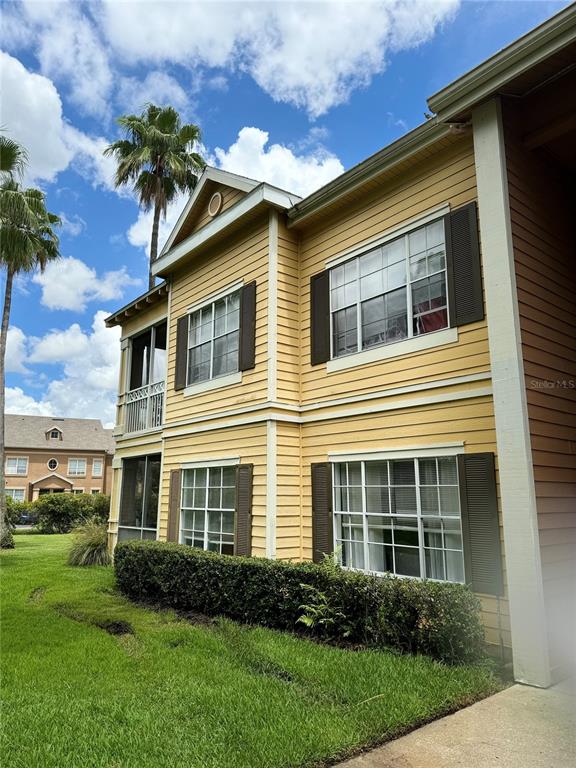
<box><xmin>6</xmin><ymin>488</ymin><xmax>25</xmax><ymax>502</ymax></box>
<box><xmin>118</xmin><ymin>454</ymin><xmax>161</xmax><ymax>542</ymax></box>
<box><xmin>180</xmin><ymin>466</ymin><xmax>236</xmax><ymax>554</ymax></box>
<box><xmin>332</xmin><ymin>455</ymin><xmax>464</xmax><ymax>583</ymax></box>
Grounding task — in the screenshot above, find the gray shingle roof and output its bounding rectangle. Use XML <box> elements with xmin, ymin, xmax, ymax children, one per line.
<box><xmin>5</xmin><ymin>415</ymin><xmax>115</xmax><ymax>453</ymax></box>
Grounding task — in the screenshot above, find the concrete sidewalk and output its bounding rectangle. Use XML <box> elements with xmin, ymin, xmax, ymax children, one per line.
<box><xmin>339</xmin><ymin>683</ymin><xmax>575</xmax><ymax>768</ymax></box>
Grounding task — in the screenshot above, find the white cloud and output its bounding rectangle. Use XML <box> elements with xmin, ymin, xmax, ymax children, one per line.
<box><xmin>0</xmin><ymin>51</ymin><xmax>118</xmax><ymax>191</ymax></box>
<box><xmin>117</xmin><ymin>70</ymin><xmax>189</xmax><ymax>113</ymax></box>
<box><xmin>5</xmin><ymin>327</ymin><xmax>29</xmax><ymax>374</ymax></box>
<box><xmin>5</xmin><ymin>311</ymin><xmax>121</xmax><ymax>427</ymax></box>
<box><xmin>101</xmin><ymin>0</ymin><xmax>460</xmax><ymax>117</ymax></box>
<box><xmin>127</xmin><ymin>192</ymin><xmax>188</xmax><ymax>256</ymax></box>
<box><xmin>31</xmin><ymin>256</ymin><xmax>141</xmax><ymax>312</ymax></box>
<box><xmin>16</xmin><ymin>0</ymin><xmax>113</xmax><ymax>119</ymax></box>
<box><xmin>0</xmin><ymin>51</ymin><xmax>73</xmax><ymax>184</ymax></box>
<box><xmin>213</xmin><ymin>127</ymin><xmax>343</xmax><ymax>197</ymax></box>
<box><xmin>59</xmin><ymin>212</ymin><xmax>86</xmax><ymax>237</ymax></box>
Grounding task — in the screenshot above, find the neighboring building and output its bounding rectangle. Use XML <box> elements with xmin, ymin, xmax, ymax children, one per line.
<box><xmin>5</xmin><ymin>415</ymin><xmax>115</xmax><ymax>500</ymax></box>
<box><xmin>106</xmin><ymin>7</ymin><xmax>575</xmax><ymax>689</ymax></box>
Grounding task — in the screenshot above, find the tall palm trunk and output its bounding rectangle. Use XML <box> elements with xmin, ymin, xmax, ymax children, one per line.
<box><xmin>149</xmin><ymin>199</ymin><xmax>161</xmax><ymax>291</ymax></box>
<box><xmin>0</xmin><ymin>266</ymin><xmax>15</xmax><ymax>547</ymax></box>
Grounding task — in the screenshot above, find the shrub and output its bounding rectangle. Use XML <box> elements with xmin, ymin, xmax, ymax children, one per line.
<box><xmin>6</xmin><ymin>497</ymin><xmax>36</xmax><ymax>526</ymax></box>
<box><xmin>34</xmin><ymin>493</ymin><xmax>110</xmax><ymax>534</ymax></box>
<box><xmin>68</xmin><ymin>521</ymin><xmax>111</xmax><ymax>566</ymax></box>
<box><xmin>114</xmin><ymin>541</ymin><xmax>485</xmax><ymax>664</ymax></box>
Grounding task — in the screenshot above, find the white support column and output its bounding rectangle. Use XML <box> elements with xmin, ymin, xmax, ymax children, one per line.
<box><xmin>472</xmin><ymin>97</ymin><xmax>550</xmax><ymax>687</ymax></box>
<box><xmin>266</xmin><ymin>419</ymin><xmax>277</xmax><ymax>559</ymax></box>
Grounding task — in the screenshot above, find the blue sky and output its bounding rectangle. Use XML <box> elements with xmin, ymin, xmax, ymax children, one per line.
<box><xmin>1</xmin><ymin>0</ymin><xmax>568</xmax><ymax>425</ymax></box>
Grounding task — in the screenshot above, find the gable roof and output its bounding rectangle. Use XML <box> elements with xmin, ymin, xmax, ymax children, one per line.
<box><xmin>5</xmin><ymin>415</ymin><xmax>115</xmax><ymax>453</ymax></box>
<box><xmin>160</xmin><ymin>167</ymin><xmax>261</xmax><ymax>257</ymax></box>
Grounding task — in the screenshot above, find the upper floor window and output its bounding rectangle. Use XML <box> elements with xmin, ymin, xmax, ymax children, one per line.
<box><xmin>330</xmin><ymin>219</ymin><xmax>448</xmax><ymax>358</ymax></box>
<box><xmin>92</xmin><ymin>459</ymin><xmax>103</xmax><ymax>478</ymax></box>
<box><xmin>49</xmin><ymin>429</ymin><xmax>61</xmax><ymax>439</ymax></box>
<box><xmin>68</xmin><ymin>458</ymin><xmax>87</xmax><ymax>477</ymax></box>
<box><xmin>187</xmin><ymin>289</ymin><xmax>240</xmax><ymax>385</ymax></box>
<box><xmin>332</xmin><ymin>456</ymin><xmax>464</xmax><ymax>583</ymax></box>
<box><xmin>6</xmin><ymin>457</ymin><xmax>28</xmax><ymax>476</ymax></box>
<box><xmin>47</xmin><ymin>458</ymin><xmax>58</xmax><ymax>471</ymax></box>
<box><xmin>129</xmin><ymin>321</ymin><xmax>167</xmax><ymax>391</ymax></box>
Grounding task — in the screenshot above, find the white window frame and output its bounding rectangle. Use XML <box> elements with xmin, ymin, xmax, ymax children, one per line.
<box><xmin>68</xmin><ymin>458</ymin><xmax>87</xmax><ymax>477</ymax></box>
<box><xmin>185</xmin><ymin>284</ymin><xmax>242</xmax><ymax>388</ymax></box>
<box><xmin>6</xmin><ymin>488</ymin><xmax>25</xmax><ymax>501</ymax></box>
<box><xmin>92</xmin><ymin>459</ymin><xmax>103</xmax><ymax>478</ymax></box>
<box><xmin>71</xmin><ymin>488</ymin><xmax>84</xmax><ymax>495</ymax></box>
<box><xmin>328</xmin><ymin>215</ymin><xmax>450</xmax><ymax>363</ymax></box>
<box><xmin>5</xmin><ymin>457</ymin><xmax>28</xmax><ymax>476</ymax></box>
<box><xmin>179</xmin><ymin>462</ymin><xmax>238</xmax><ymax>554</ymax></box>
<box><xmin>49</xmin><ymin>429</ymin><xmax>61</xmax><ymax>439</ymax></box>
<box><xmin>117</xmin><ymin>454</ymin><xmax>161</xmax><ymax>540</ymax></box>
<box><xmin>330</xmin><ymin>447</ymin><xmax>465</xmax><ymax>584</ymax></box>
<box><xmin>91</xmin><ymin>488</ymin><xmax>101</xmax><ymax>495</ymax></box>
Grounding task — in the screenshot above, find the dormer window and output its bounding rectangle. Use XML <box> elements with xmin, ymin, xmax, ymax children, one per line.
<box><xmin>50</xmin><ymin>430</ymin><xmax>60</xmax><ymax>439</ymax></box>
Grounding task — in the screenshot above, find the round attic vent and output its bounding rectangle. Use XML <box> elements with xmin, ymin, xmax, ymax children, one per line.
<box><xmin>208</xmin><ymin>191</ymin><xmax>223</xmax><ymax>217</ymax></box>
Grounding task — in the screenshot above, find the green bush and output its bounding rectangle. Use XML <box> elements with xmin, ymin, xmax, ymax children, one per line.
<box><xmin>114</xmin><ymin>541</ymin><xmax>486</xmax><ymax>664</ymax></box>
<box><xmin>34</xmin><ymin>493</ymin><xmax>110</xmax><ymax>533</ymax></box>
<box><xmin>5</xmin><ymin>497</ymin><xmax>36</xmax><ymax>526</ymax></box>
<box><xmin>68</xmin><ymin>521</ymin><xmax>111</xmax><ymax>566</ymax></box>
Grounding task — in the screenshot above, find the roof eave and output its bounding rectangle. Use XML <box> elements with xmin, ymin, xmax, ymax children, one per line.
<box><xmin>287</xmin><ymin>120</ymin><xmax>450</xmax><ymax>227</ymax></box>
<box><xmin>105</xmin><ymin>281</ymin><xmax>169</xmax><ymax>328</ymax></box>
<box><xmin>427</xmin><ymin>4</ymin><xmax>576</xmax><ymax>122</ymax></box>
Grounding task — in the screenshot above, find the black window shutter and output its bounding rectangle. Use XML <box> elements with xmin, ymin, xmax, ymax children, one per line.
<box><xmin>239</xmin><ymin>282</ymin><xmax>257</xmax><ymax>371</ymax></box>
<box><xmin>234</xmin><ymin>464</ymin><xmax>253</xmax><ymax>556</ymax></box>
<box><xmin>458</xmin><ymin>453</ymin><xmax>503</xmax><ymax>596</ymax></box>
<box><xmin>311</xmin><ymin>462</ymin><xmax>333</xmax><ymax>563</ymax></box>
<box><xmin>445</xmin><ymin>201</ymin><xmax>484</xmax><ymax>326</ymax></box>
<box><xmin>310</xmin><ymin>271</ymin><xmax>330</xmax><ymax>366</ymax></box>
<box><xmin>174</xmin><ymin>316</ymin><xmax>188</xmax><ymax>390</ymax></box>
<box><xmin>166</xmin><ymin>469</ymin><xmax>182</xmax><ymax>542</ymax></box>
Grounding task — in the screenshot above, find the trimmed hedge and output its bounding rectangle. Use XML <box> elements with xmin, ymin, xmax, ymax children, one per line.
<box><xmin>115</xmin><ymin>541</ymin><xmax>486</xmax><ymax>664</ymax></box>
<box><xmin>35</xmin><ymin>493</ymin><xmax>110</xmax><ymax>534</ymax></box>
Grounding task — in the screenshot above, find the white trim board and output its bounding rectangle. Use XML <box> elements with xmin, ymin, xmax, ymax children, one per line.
<box><xmin>325</xmin><ymin>203</ymin><xmax>451</xmax><ymax>269</ymax></box>
<box><xmin>473</xmin><ymin>97</ymin><xmax>550</xmax><ymax>688</ymax></box>
<box><xmin>186</xmin><ymin>279</ymin><xmax>243</xmax><ymax>314</ymax></box>
<box><xmin>267</xmin><ymin>211</ymin><xmax>279</xmax><ymax>402</ymax></box>
<box><xmin>181</xmin><ymin>457</ymin><xmax>240</xmax><ymax>469</ymax></box>
<box><xmin>266</xmin><ymin>420</ymin><xmax>277</xmax><ymax>559</ymax></box>
<box><xmin>162</xmin><ymin>385</ymin><xmax>492</xmax><ymax>439</ymax></box>
<box><xmin>184</xmin><ymin>372</ymin><xmax>242</xmax><ymax>397</ymax></box>
<box><xmin>329</xmin><ymin>443</ymin><xmax>464</xmax><ymax>462</ymax></box>
<box><xmin>326</xmin><ymin>328</ymin><xmax>458</xmax><ymax>373</ymax></box>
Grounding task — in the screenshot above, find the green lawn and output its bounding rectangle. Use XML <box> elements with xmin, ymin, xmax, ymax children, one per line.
<box><xmin>1</xmin><ymin>535</ymin><xmax>500</xmax><ymax>768</ymax></box>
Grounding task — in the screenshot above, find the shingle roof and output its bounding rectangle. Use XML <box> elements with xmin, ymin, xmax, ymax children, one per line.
<box><xmin>5</xmin><ymin>415</ymin><xmax>115</xmax><ymax>453</ymax></box>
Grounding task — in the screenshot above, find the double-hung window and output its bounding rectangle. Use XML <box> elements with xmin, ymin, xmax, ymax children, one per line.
<box><xmin>68</xmin><ymin>458</ymin><xmax>86</xmax><ymax>477</ymax></box>
<box><xmin>333</xmin><ymin>455</ymin><xmax>464</xmax><ymax>583</ymax></box>
<box><xmin>186</xmin><ymin>290</ymin><xmax>240</xmax><ymax>385</ymax></box>
<box><xmin>180</xmin><ymin>466</ymin><xmax>236</xmax><ymax>554</ymax></box>
<box><xmin>6</xmin><ymin>488</ymin><xmax>25</xmax><ymax>501</ymax></box>
<box><xmin>6</xmin><ymin>457</ymin><xmax>28</xmax><ymax>476</ymax></box>
<box><xmin>92</xmin><ymin>459</ymin><xmax>103</xmax><ymax>478</ymax></box>
<box><xmin>330</xmin><ymin>219</ymin><xmax>448</xmax><ymax>358</ymax></box>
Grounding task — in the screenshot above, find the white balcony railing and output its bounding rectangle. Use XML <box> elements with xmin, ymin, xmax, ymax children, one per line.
<box><xmin>124</xmin><ymin>381</ymin><xmax>165</xmax><ymax>433</ymax></box>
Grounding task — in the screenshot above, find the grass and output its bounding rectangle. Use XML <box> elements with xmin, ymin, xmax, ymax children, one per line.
<box><xmin>1</xmin><ymin>535</ymin><xmax>501</xmax><ymax>768</ymax></box>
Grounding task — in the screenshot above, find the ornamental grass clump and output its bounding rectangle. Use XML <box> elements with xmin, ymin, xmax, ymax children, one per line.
<box><xmin>68</xmin><ymin>521</ymin><xmax>111</xmax><ymax>567</ymax></box>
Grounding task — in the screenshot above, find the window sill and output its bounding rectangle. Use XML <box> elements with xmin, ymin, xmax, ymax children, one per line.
<box><xmin>184</xmin><ymin>371</ymin><xmax>241</xmax><ymax>397</ymax></box>
<box><xmin>326</xmin><ymin>327</ymin><xmax>458</xmax><ymax>373</ymax></box>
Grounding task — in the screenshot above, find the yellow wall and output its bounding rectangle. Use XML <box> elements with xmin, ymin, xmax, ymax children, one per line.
<box><xmin>174</xmin><ymin>183</ymin><xmax>248</xmax><ymax>246</ymax></box>
<box><xmin>159</xmin><ymin>423</ymin><xmax>268</xmax><ymax>555</ymax></box>
<box><xmin>297</xmin><ymin>136</ymin><xmax>488</xmax><ymax>405</ymax></box>
<box><xmin>164</xmin><ymin>214</ymin><xmax>270</xmax><ymax>423</ymax></box>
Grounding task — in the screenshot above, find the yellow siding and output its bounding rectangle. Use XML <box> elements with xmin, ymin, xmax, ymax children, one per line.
<box><xmin>276</xmin><ymin>421</ymin><xmax>303</xmax><ymax>560</ymax></box>
<box><xmin>297</xmin><ymin>136</ymin><xmax>490</xmax><ymax>405</ymax></box>
<box><xmin>160</xmin><ymin>424</ymin><xmax>268</xmax><ymax>556</ymax></box>
<box><xmin>297</xmin><ymin>393</ymin><xmax>511</xmax><ymax>651</ymax></box>
<box><xmin>164</xmin><ymin>215</ymin><xmax>270</xmax><ymax>423</ymax></box>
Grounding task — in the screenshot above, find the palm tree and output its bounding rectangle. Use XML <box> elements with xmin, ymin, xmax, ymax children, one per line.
<box><xmin>0</xmin><ymin>136</ymin><xmax>61</xmax><ymax>547</ymax></box>
<box><xmin>104</xmin><ymin>105</ymin><xmax>205</xmax><ymax>290</ymax></box>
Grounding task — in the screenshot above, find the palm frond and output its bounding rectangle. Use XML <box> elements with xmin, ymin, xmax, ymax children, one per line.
<box><xmin>0</xmin><ymin>135</ymin><xmax>28</xmax><ymax>179</ymax></box>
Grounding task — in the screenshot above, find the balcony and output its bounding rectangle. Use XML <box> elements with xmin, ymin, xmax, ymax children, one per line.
<box><xmin>124</xmin><ymin>380</ymin><xmax>165</xmax><ymax>433</ymax></box>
